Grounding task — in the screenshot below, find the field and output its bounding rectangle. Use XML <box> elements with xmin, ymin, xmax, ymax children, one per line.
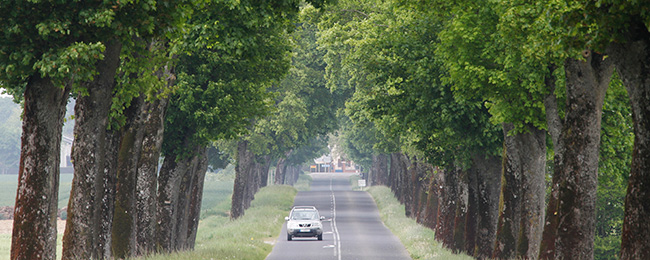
<box><xmin>0</xmin><ymin>174</ymin><xmax>73</xmax><ymax>209</ymax></box>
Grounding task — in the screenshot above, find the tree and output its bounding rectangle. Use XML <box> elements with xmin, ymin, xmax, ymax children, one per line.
<box><xmin>319</xmin><ymin>1</ymin><xmax>503</xmax><ymax>256</ymax></box>
<box><xmin>157</xmin><ymin>0</ymin><xmax>302</xmax><ymax>249</ymax></box>
<box><xmin>0</xmin><ymin>2</ymin><xmax>128</xmax><ymax>258</ymax></box>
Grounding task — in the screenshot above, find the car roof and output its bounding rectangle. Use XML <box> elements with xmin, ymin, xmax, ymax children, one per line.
<box><xmin>292</xmin><ymin>206</ymin><xmax>317</xmax><ymax>211</ymax></box>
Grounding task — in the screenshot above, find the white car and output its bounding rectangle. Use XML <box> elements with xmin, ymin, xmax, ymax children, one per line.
<box><xmin>285</xmin><ymin>206</ymin><xmax>324</xmax><ymax>241</ymax></box>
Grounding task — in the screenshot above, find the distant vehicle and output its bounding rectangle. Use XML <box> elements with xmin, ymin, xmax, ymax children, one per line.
<box><xmin>285</xmin><ymin>206</ymin><xmax>324</xmax><ymax>241</ymax></box>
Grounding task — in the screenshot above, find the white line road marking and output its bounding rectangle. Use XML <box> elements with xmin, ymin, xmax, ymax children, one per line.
<box><xmin>330</xmin><ymin>176</ymin><xmax>341</xmax><ymax>260</ymax></box>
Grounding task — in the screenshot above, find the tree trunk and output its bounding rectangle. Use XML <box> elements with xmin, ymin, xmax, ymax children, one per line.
<box><xmin>11</xmin><ymin>75</ymin><xmax>70</xmax><ymax>260</ymax></box>
<box><xmin>97</xmin><ymin>129</ymin><xmax>119</xmax><ymax>259</ymax></box>
<box><xmin>185</xmin><ymin>148</ymin><xmax>209</xmax><ymax>249</ymax></box>
<box><xmin>464</xmin><ymin>164</ymin><xmax>478</xmax><ymax>255</ymax></box>
<box><xmin>134</xmin><ymin>96</ymin><xmax>168</xmax><ymax>255</ymax></box>
<box><xmin>472</xmin><ymin>153</ymin><xmax>501</xmax><ymax>259</ymax></box>
<box><xmin>608</xmin><ymin>20</ymin><xmax>650</xmax><ymax>260</ymax></box>
<box><xmin>394</xmin><ymin>153</ymin><xmax>411</xmax><ymax>204</ymax></box>
<box><xmin>539</xmin><ymin>67</ymin><xmax>563</xmax><ymax>259</ymax></box>
<box><xmin>371</xmin><ymin>154</ymin><xmax>389</xmax><ymax>186</ymax></box>
<box><xmin>259</xmin><ymin>155</ymin><xmax>272</xmax><ymax>188</ymax></box>
<box><xmin>421</xmin><ymin>166</ymin><xmax>442</xmax><ymax>230</ymax></box>
<box><xmin>389</xmin><ymin>153</ymin><xmax>402</xmax><ymax>196</ymax></box>
<box><xmin>156</xmin><ymin>151</ymin><xmax>186</xmax><ymax>252</ymax></box>
<box><xmin>453</xmin><ymin>168</ymin><xmax>468</xmax><ymax>253</ymax></box>
<box><xmin>495</xmin><ymin>123</ymin><xmax>546</xmax><ymax>259</ymax></box>
<box><xmin>62</xmin><ymin>39</ymin><xmax>122</xmax><ymax>260</ymax></box>
<box><xmin>176</xmin><ymin>147</ymin><xmax>208</xmax><ymax>250</ymax></box>
<box><xmin>414</xmin><ymin>158</ymin><xmax>432</xmax><ymax>224</ymax></box>
<box><xmin>542</xmin><ymin>53</ymin><xmax>613</xmax><ymax>259</ymax></box>
<box><xmin>111</xmin><ymin>96</ymin><xmax>146</xmax><ymax>259</ymax></box>
<box><xmin>436</xmin><ymin>166</ymin><xmax>457</xmax><ymax>248</ymax></box>
<box><xmin>274</xmin><ymin>155</ymin><xmax>288</xmax><ymax>185</ymax></box>
<box><xmin>516</xmin><ymin>126</ymin><xmax>546</xmax><ymax>258</ymax></box>
<box><xmin>232</xmin><ymin>141</ymin><xmax>253</xmax><ymax>219</ymax></box>
<box><xmin>494</xmin><ymin>127</ymin><xmax>522</xmax><ymax>259</ymax></box>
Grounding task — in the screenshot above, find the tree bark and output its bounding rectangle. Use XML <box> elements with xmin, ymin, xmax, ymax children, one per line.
<box><xmin>11</xmin><ymin>75</ymin><xmax>70</xmax><ymax>260</ymax></box>
<box><xmin>111</xmin><ymin>96</ymin><xmax>146</xmax><ymax>259</ymax></box>
<box><xmin>371</xmin><ymin>154</ymin><xmax>389</xmax><ymax>186</ymax></box>
<box><xmin>414</xmin><ymin>158</ymin><xmax>432</xmax><ymax>225</ymax></box>
<box><xmin>539</xmin><ymin>66</ymin><xmax>563</xmax><ymax>259</ymax></box>
<box><xmin>495</xmin><ymin>123</ymin><xmax>546</xmax><ymax>259</ymax></box>
<box><xmin>184</xmin><ymin>148</ymin><xmax>209</xmax><ymax>249</ymax></box>
<box><xmin>453</xmin><ymin>168</ymin><xmax>468</xmax><ymax>253</ymax></box>
<box><xmin>421</xmin><ymin>166</ymin><xmax>442</xmax><ymax>230</ymax></box>
<box><xmin>62</xmin><ymin>39</ymin><xmax>122</xmax><ymax>260</ymax></box>
<box><xmin>608</xmin><ymin>20</ymin><xmax>650</xmax><ymax>260</ymax></box>
<box><xmin>259</xmin><ymin>155</ymin><xmax>272</xmax><ymax>188</ymax></box>
<box><xmin>97</xmin><ymin>129</ymin><xmax>119</xmax><ymax>259</ymax></box>
<box><xmin>175</xmin><ymin>147</ymin><xmax>208</xmax><ymax>250</ymax></box>
<box><xmin>464</xmin><ymin>163</ymin><xmax>478</xmax><ymax>255</ymax></box>
<box><xmin>542</xmin><ymin>52</ymin><xmax>613</xmax><ymax>259</ymax></box>
<box><xmin>134</xmin><ymin>96</ymin><xmax>168</xmax><ymax>255</ymax></box>
<box><xmin>156</xmin><ymin>150</ymin><xmax>186</xmax><ymax>252</ymax></box>
<box><xmin>232</xmin><ymin>141</ymin><xmax>253</xmax><ymax>219</ymax></box>
<box><xmin>155</xmin><ymin>136</ymin><xmax>204</xmax><ymax>252</ymax></box>
<box><xmin>436</xmin><ymin>166</ymin><xmax>457</xmax><ymax>248</ymax></box>
<box><xmin>389</xmin><ymin>153</ymin><xmax>402</xmax><ymax>197</ymax></box>
<box><xmin>472</xmin><ymin>153</ymin><xmax>501</xmax><ymax>259</ymax></box>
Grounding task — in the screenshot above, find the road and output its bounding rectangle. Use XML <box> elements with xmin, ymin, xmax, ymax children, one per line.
<box><xmin>266</xmin><ymin>172</ymin><xmax>411</xmax><ymax>260</ymax></box>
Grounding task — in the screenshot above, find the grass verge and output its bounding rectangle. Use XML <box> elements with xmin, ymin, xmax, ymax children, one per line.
<box><xmin>366</xmin><ymin>186</ymin><xmax>473</xmax><ymax>260</ymax></box>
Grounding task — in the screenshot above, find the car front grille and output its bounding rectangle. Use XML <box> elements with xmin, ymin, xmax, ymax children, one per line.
<box><xmin>299</xmin><ymin>223</ymin><xmax>312</xmax><ymax>227</ymax></box>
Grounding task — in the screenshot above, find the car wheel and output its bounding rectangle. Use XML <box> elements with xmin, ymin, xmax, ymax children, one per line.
<box><xmin>317</xmin><ymin>234</ymin><xmax>323</xmax><ymax>241</ymax></box>
<box><xmin>287</xmin><ymin>234</ymin><xmax>292</xmax><ymax>241</ymax></box>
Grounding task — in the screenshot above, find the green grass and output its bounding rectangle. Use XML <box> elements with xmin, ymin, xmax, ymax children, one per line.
<box><xmin>199</xmin><ymin>170</ymin><xmax>236</xmax><ymax>219</ymax></box>
<box><xmin>366</xmin><ymin>186</ymin><xmax>473</xmax><ymax>260</ymax></box>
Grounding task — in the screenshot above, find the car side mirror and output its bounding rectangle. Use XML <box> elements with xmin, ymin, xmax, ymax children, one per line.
<box><xmin>320</xmin><ymin>216</ymin><xmax>325</xmax><ymax>221</ymax></box>
<box><xmin>285</xmin><ymin>217</ymin><xmax>289</xmax><ymax>221</ymax></box>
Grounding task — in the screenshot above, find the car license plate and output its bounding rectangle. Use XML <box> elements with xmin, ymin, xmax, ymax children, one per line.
<box><xmin>299</xmin><ymin>229</ymin><xmax>310</xmax><ymax>233</ymax></box>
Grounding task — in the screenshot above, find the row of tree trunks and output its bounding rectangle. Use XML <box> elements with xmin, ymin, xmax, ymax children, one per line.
<box><xmin>284</xmin><ymin>165</ymin><xmax>301</xmax><ymax>186</ymax></box>
<box><xmin>436</xmin><ymin>166</ymin><xmax>459</xmax><ymax>249</ymax></box>
<box><xmin>389</xmin><ymin>153</ymin><xmax>409</xmax><ymax>204</ymax></box>
<box><xmin>370</xmin><ymin>154</ymin><xmax>389</xmax><ymax>186</ymax></box>
<box><xmin>383</xmin><ymin>150</ymin><xmax>503</xmax><ymax>258</ymax></box>
<box><xmin>11</xmin><ymin>75</ymin><xmax>71</xmax><ymax>260</ymax></box>
<box><xmin>173</xmin><ymin>147</ymin><xmax>208</xmax><ymax>251</ymax></box>
<box><xmin>231</xmin><ymin>141</ymin><xmax>254</xmax><ymax>219</ymax></box>
<box><xmin>608</xmin><ymin>20</ymin><xmax>650</xmax><ymax>259</ymax></box>
<box><xmin>231</xmin><ymin>141</ymin><xmax>274</xmax><ymax>219</ymax></box>
<box><xmin>155</xmin><ymin>140</ymin><xmax>208</xmax><ymax>252</ymax></box>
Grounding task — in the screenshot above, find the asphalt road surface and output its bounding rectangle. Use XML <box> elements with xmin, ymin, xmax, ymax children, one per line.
<box><xmin>266</xmin><ymin>172</ymin><xmax>411</xmax><ymax>260</ymax></box>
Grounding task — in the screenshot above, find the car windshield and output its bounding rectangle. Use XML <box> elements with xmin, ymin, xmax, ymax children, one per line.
<box><xmin>291</xmin><ymin>211</ymin><xmax>318</xmax><ymax>220</ymax></box>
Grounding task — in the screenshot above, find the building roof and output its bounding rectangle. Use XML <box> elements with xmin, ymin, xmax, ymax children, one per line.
<box><xmin>313</xmin><ymin>154</ymin><xmax>332</xmax><ymax>164</ymax></box>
